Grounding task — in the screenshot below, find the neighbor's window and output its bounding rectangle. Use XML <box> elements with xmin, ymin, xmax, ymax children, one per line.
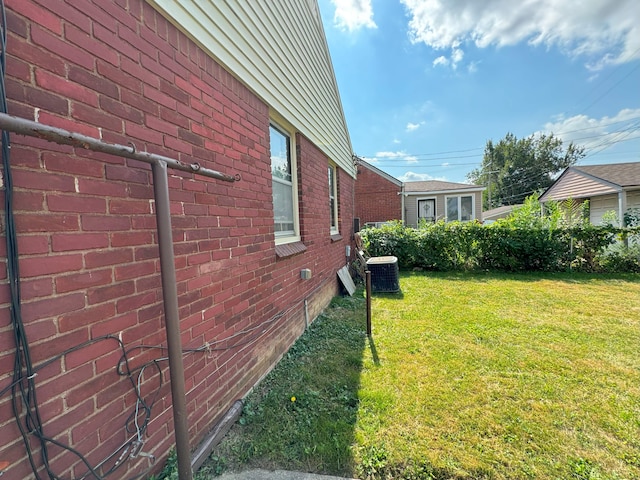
<box><xmin>446</xmin><ymin>195</ymin><xmax>474</xmax><ymax>222</ymax></box>
<box><xmin>417</xmin><ymin>198</ymin><xmax>436</xmax><ymax>223</ymax></box>
<box><xmin>270</xmin><ymin>122</ymin><xmax>299</xmax><ymax>242</ymax></box>
<box><xmin>329</xmin><ymin>163</ymin><xmax>338</xmax><ymax>233</ymax></box>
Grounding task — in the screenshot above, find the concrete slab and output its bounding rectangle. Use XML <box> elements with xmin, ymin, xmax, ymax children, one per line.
<box><xmin>215</xmin><ymin>469</ymin><xmax>358</xmax><ymax>480</ymax></box>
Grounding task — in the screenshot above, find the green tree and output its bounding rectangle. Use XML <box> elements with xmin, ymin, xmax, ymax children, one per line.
<box><xmin>468</xmin><ymin>132</ymin><xmax>585</xmax><ymax>209</ymax></box>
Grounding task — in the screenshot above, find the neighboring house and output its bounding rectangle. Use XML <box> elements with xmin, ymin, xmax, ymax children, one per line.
<box><xmin>355</xmin><ymin>159</ymin><xmax>403</xmax><ymax>226</ymax></box>
<box><xmin>354</xmin><ymin>160</ymin><xmax>485</xmax><ymax>227</ymax></box>
<box><xmin>0</xmin><ymin>1</ymin><xmax>355</xmax><ymax>478</ymax></box>
<box><xmin>403</xmin><ymin>181</ymin><xmax>485</xmax><ymax>227</ymax></box>
<box><xmin>539</xmin><ymin>162</ymin><xmax>640</xmax><ymax>226</ymax></box>
<box><xmin>482</xmin><ymin>204</ymin><xmax>522</xmax><ymax>223</ymax></box>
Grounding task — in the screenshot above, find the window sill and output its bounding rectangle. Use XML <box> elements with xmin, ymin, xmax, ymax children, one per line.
<box><xmin>330</xmin><ymin>233</ymin><xmax>342</xmax><ymax>242</ymax></box>
<box><xmin>275</xmin><ymin>241</ymin><xmax>307</xmax><ymax>259</ymax></box>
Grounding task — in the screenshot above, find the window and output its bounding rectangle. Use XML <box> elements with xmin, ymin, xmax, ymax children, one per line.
<box><xmin>446</xmin><ymin>195</ymin><xmax>474</xmax><ymax>222</ymax></box>
<box><xmin>328</xmin><ymin>163</ymin><xmax>338</xmax><ymax>233</ymax></box>
<box><xmin>417</xmin><ymin>198</ymin><xmax>436</xmax><ymax>223</ymax></box>
<box><xmin>270</xmin><ymin>122</ymin><xmax>299</xmax><ymax>243</ymax></box>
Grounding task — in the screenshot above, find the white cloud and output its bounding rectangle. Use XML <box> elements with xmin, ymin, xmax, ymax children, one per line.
<box><xmin>374</xmin><ymin>150</ymin><xmax>419</xmax><ymax>164</ymax></box>
<box><xmin>433</xmin><ymin>55</ymin><xmax>449</xmax><ymax>67</ymax></box>
<box><xmin>540</xmin><ymin>108</ymin><xmax>640</xmax><ymax>152</ymax></box>
<box><xmin>331</xmin><ymin>0</ymin><xmax>377</xmax><ymax>32</ymax></box>
<box><xmin>432</xmin><ymin>47</ymin><xmax>464</xmax><ymax>69</ymax></box>
<box><xmin>406</xmin><ymin>122</ymin><xmax>421</xmax><ymax>131</ymax></box>
<box><xmin>400</xmin><ymin>0</ymin><xmax>640</xmax><ymax>69</ymax></box>
<box><xmin>399</xmin><ymin>171</ymin><xmax>447</xmax><ymax>182</ymax></box>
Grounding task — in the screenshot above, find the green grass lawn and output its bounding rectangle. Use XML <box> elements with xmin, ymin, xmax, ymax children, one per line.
<box><xmin>203</xmin><ymin>272</ymin><xmax>640</xmax><ymax>480</ymax></box>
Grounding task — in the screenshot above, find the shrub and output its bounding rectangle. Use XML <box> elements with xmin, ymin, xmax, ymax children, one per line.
<box><xmin>359</xmin><ymin>221</ymin><xmax>638</xmax><ymax>273</ymax></box>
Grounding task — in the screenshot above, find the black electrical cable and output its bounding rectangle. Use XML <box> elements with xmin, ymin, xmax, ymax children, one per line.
<box><xmin>0</xmin><ymin>1</ymin><xmax>331</xmax><ymax>475</ymax></box>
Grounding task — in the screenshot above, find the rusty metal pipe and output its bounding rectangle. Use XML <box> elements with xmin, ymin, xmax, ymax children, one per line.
<box><xmin>0</xmin><ymin>112</ymin><xmax>239</xmax><ymax>182</ymax></box>
<box><xmin>152</xmin><ymin>161</ymin><xmax>193</xmax><ymax>480</ymax></box>
<box><xmin>0</xmin><ymin>113</ymin><xmax>241</xmax><ymax>480</ymax></box>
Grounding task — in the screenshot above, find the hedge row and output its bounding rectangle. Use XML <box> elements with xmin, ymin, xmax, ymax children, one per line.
<box><xmin>360</xmin><ymin>221</ymin><xmax>640</xmax><ymax>273</ymax></box>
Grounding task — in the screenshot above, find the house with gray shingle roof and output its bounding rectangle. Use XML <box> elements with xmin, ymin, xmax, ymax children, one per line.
<box><xmin>539</xmin><ymin>162</ymin><xmax>640</xmax><ymax>226</ymax></box>
<box><xmin>403</xmin><ymin>180</ymin><xmax>485</xmax><ymax>227</ymax></box>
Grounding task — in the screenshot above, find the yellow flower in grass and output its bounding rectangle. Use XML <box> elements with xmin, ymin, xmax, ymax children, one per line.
<box><xmin>290</xmin><ymin>396</ymin><xmax>296</xmax><ymax>403</ymax></box>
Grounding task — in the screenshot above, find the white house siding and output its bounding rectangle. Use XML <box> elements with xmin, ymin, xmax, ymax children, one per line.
<box><xmin>147</xmin><ymin>0</ymin><xmax>355</xmax><ymax>177</ymax></box>
<box><xmin>405</xmin><ymin>191</ymin><xmax>482</xmax><ymax>227</ymax></box>
<box><xmin>540</xmin><ymin>169</ymin><xmax>618</xmax><ymax>201</ymax></box>
<box><xmin>590</xmin><ymin>194</ymin><xmax>619</xmax><ymax>225</ymax></box>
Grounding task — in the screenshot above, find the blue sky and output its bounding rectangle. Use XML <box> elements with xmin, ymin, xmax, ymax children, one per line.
<box><xmin>318</xmin><ymin>0</ymin><xmax>640</xmax><ymax>184</ymax></box>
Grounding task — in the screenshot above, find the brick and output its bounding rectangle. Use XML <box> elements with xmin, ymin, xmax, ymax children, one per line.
<box><xmin>104</xmin><ymin>164</ymin><xmax>149</xmax><ymax>185</ymax></box>
<box><xmin>17</xmin><ymin>234</ymin><xmax>49</xmax><ymax>254</ymax></box>
<box><xmin>48</xmin><ymin>194</ymin><xmax>107</xmax><ymax>214</ymax></box>
<box><xmin>31</xmin><ymin>23</ymin><xmax>94</xmax><ymax>70</ymax></box>
<box><xmin>23</xmin><ymin>83</ymin><xmax>69</xmax><ymax>116</ymax></box>
<box><xmin>55</xmin><ymin>268</ymin><xmax>113</xmax><ymax>294</ymax></box>
<box><xmin>114</xmin><ymin>260</ymin><xmax>156</xmax><ymax>281</ymax></box>
<box><xmin>116</xmin><ymin>290</ymin><xmax>156</xmax><ymax>313</ymax></box>
<box><xmin>81</xmin><ymin>215</ymin><xmax>131</xmax><ymax>232</ymax></box>
<box><xmin>16</xmin><ymin>213</ymin><xmax>79</xmax><ymax>233</ymax></box>
<box><xmin>64</xmin><ymin>23</ymin><xmax>119</xmax><ymax>66</ymax></box>
<box><xmin>97</xmin><ymin>61</ymin><xmax>143</xmax><ymax>98</ymax></box>
<box><xmin>87</xmin><ymin>280</ymin><xmax>135</xmax><ymax>306</ymax></box>
<box><xmin>20</xmin><ymin>253</ymin><xmax>84</xmax><ymax>278</ymax></box>
<box><xmin>124</xmin><ymin>120</ymin><xmax>164</xmax><ymax>145</ymax></box>
<box><xmin>13</xmin><ymin>168</ymin><xmax>75</xmax><ymax>192</ymax></box>
<box><xmin>159</xmin><ymin>77</ymin><xmax>189</xmax><ymax>104</ymax></box>
<box><xmin>71</xmin><ymin>102</ymin><xmax>123</xmax><ymax>132</ymax></box>
<box><xmin>84</xmin><ymin>249</ymin><xmax>133</xmax><ymax>269</ymax></box>
<box><xmin>37</xmin><ymin>111</ymin><xmax>100</xmax><ymax>139</ymax></box>
<box><xmin>91</xmin><ymin>311</ymin><xmax>137</xmax><ymax>339</ymax></box>
<box><xmin>145</xmin><ymin>115</ymin><xmax>178</xmax><ymax>136</ymax></box>
<box><xmin>142</xmin><ymin>83</ymin><xmax>176</xmax><ymax>110</ymax></box>
<box><xmin>7</xmin><ymin>54</ymin><xmax>31</xmax><ymax>83</ymax></box>
<box><xmin>36</xmin><ymin>364</ymin><xmax>93</xmax><ymax>414</ymax></box>
<box><xmin>68</xmin><ymin>64</ymin><xmax>119</xmax><ymax>99</ymax></box>
<box><xmin>110</xmin><ymin>231</ymin><xmax>153</xmax><ymax>247</ymax></box>
<box><xmin>6</xmin><ymin>7</ymin><xmax>28</xmax><ymax>38</ymax></box>
<box><xmin>43</xmin><ymin>151</ymin><xmax>104</xmax><ymax>177</ymax></box>
<box><xmin>58</xmin><ymin>301</ymin><xmax>116</xmax><ymax>333</ymax></box>
<box><xmin>21</xmin><ymin>277</ymin><xmax>54</xmax><ymax>300</ymax></box>
<box><xmin>51</xmin><ymin>233</ymin><xmax>109</xmax><ymax>252</ymax></box>
<box><xmin>76</xmin><ymin>177</ymin><xmax>129</xmax><ymax>197</ymax></box>
<box><xmin>99</xmin><ymin>95</ymin><xmax>144</xmax><ymax>124</ymax></box>
<box><xmin>10</xmin><ymin>0</ymin><xmax>63</xmax><ymax>35</ymax></box>
<box><xmin>178</xmin><ymin>127</ymin><xmax>204</xmax><ymax>147</ymax></box>
<box><xmin>35</xmin><ymin>69</ymin><xmax>99</xmax><ymax>108</ymax></box>
<box><xmin>9</xmin><ymin>34</ymin><xmax>66</xmax><ymax>77</ymax></box>
<box><xmin>159</xmin><ymin>108</ymin><xmax>190</xmax><ymax>132</ymax></box>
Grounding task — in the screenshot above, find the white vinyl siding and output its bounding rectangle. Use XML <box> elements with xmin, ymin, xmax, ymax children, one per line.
<box><xmin>148</xmin><ymin>0</ymin><xmax>355</xmax><ymax>177</ymax></box>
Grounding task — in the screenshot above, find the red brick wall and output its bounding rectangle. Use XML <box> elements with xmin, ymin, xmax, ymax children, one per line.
<box><xmin>355</xmin><ymin>165</ymin><xmax>402</xmax><ymax>225</ymax></box>
<box><xmin>0</xmin><ymin>1</ymin><xmax>354</xmax><ymax>477</ymax></box>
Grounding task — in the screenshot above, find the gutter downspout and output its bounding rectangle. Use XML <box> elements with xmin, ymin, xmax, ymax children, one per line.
<box><xmin>0</xmin><ymin>112</ymin><xmax>240</xmax><ymax>480</ymax></box>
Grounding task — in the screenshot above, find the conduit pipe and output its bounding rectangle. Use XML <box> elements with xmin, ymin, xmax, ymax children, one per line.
<box><xmin>0</xmin><ymin>113</ymin><xmax>239</xmax><ymax>183</ymax></box>
<box><xmin>0</xmin><ymin>112</ymin><xmax>240</xmax><ymax>480</ymax></box>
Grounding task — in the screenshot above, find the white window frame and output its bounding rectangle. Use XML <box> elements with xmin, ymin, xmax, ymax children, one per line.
<box><xmin>329</xmin><ymin>162</ymin><xmax>339</xmax><ymax>234</ymax></box>
<box><xmin>270</xmin><ymin>119</ymin><xmax>300</xmax><ymax>244</ymax></box>
<box><xmin>445</xmin><ymin>195</ymin><xmax>474</xmax><ymax>222</ymax></box>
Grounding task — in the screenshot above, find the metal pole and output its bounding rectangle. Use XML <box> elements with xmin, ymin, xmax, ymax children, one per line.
<box><xmin>365</xmin><ymin>270</ymin><xmax>372</xmax><ymax>337</ymax></box>
<box><xmin>152</xmin><ymin>161</ymin><xmax>193</xmax><ymax>480</ymax></box>
<box><xmin>0</xmin><ymin>112</ymin><xmax>239</xmax><ymax>182</ymax></box>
